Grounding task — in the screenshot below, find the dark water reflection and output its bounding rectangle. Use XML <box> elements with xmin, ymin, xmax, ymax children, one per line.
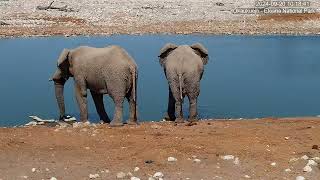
<box><xmin>0</xmin><ymin>35</ymin><xmax>320</xmax><ymax>126</ymax></box>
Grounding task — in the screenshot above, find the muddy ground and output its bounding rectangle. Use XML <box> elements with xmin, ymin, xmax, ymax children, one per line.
<box><xmin>1</xmin><ymin>0</ymin><xmax>320</xmax><ymax>37</ymax></box>
<box><xmin>1</xmin><ymin>118</ymin><xmax>320</xmax><ymax>179</ymax></box>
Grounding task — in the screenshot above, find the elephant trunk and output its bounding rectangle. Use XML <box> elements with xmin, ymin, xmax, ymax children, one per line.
<box><xmin>52</xmin><ymin>69</ymin><xmax>67</xmax><ymax>120</ymax></box>
<box><xmin>54</xmin><ymin>81</ymin><xmax>66</xmax><ymax>120</ymax></box>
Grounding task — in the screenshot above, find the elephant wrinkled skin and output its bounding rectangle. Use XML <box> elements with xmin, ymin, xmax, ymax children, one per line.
<box><xmin>159</xmin><ymin>43</ymin><xmax>208</xmax><ymax>123</ymax></box>
<box><xmin>51</xmin><ymin>45</ymin><xmax>138</xmax><ymax>127</ymax></box>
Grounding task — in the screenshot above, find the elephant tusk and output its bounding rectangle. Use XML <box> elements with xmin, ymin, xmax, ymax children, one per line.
<box><xmin>49</xmin><ymin>78</ymin><xmax>53</xmax><ymax>81</ymax></box>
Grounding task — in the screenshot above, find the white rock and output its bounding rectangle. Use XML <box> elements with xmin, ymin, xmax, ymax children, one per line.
<box><xmin>50</xmin><ymin>177</ymin><xmax>57</xmax><ymax>180</ymax></box>
<box><xmin>307</xmin><ymin>159</ymin><xmax>318</xmax><ymax>166</ymax></box>
<box><xmin>148</xmin><ymin>177</ymin><xmax>156</xmax><ymax>180</ymax></box>
<box><xmin>116</xmin><ymin>172</ymin><xmax>126</xmax><ymax>179</ymax></box>
<box><xmin>301</xmin><ymin>155</ymin><xmax>309</xmax><ymax>160</ymax></box>
<box><xmin>284</xmin><ymin>168</ymin><xmax>291</xmax><ymax>172</ymax></box>
<box><xmin>25</xmin><ymin>121</ymin><xmax>37</xmax><ymax>126</ymax></box>
<box><xmin>284</xmin><ymin>137</ymin><xmax>290</xmax><ymax>140</ymax></box>
<box><xmin>233</xmin><ymin>157</ymin><xmax>240</xmax><ymax>165</ymax></box>
<box><xmin>22</xmin><ymin>176</ymin><xmax>28</xmax><ymax>179</ymax></box>
<box><xmin>296</xmin><ymin>176</ymin><xmax>305</xmax><ymax>180</ymax></box>
<box><xmin>127</xmin><ymin>172</ymin><xmax>133</xmax><ymax>177</ymax></box>
<box><xmin>85</xmin><ymin>147</ymin><xmax>90</xmax><ymax>150</ymax></box>
<box><xmin>271</xmin><ymin>162</ymin><xmax>276</xmax><ymax>166</ymax></box>
<box><xmin>45</xmin><ymin>168</ymin><xmax>50</xmax><ymax>172</ymax></box>
<box><xmin>311</xmin><ymin>157</ymin><xmax>320</xmax><ymax>161</ymax></box>
<box><xmin>303</xmin><ymin>165</ymin><xmax>312</xmax><ymax>172</ymax></box>
<box><xmin>131</xmin><ymin>177</ymin><xmax>140</xmax><ymax>180</ymax></box>
<box><xmin>168</xmin><ymin>157</ymin><xmax>177</xmax><ymax>162</ymax></box>
<box><xmin>289</xmin><ymin>157</ymin><xmax>299</xmax><ymax>162</ymax></box>
<box><xmin>153</xmin><ymin>172</ymin><xmax>164</xmax><ymax>178</ymax></box>
<box><xmin>193</xmin><ymin>159</ymin><xmax>201</xmax><ymax>163</ymax></box>
<box><xmin>89</xmin><ymin>174</ymin><xmax>100</xmax><ymax>179</ymax></box>
<box><xmin>31</xmin><ymin>168</ymin><xmax>36</xmax><ymax>172</ymax></box>
<box><xmin>221</xmin><ymin>155</ymin><xmax>234</xmax><ymax>160</ymax></box>
<box><xmin>244</xmin><ymin>175</ymin><xmax>251</xmax><ymax>178</ymax></box>
<box><xmin>134</xmin><ymin>167</ymin><xmax>140</xmax><ymax>172</ymax></box>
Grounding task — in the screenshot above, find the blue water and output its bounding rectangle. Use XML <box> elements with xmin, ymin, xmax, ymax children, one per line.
<box><xmin>0</xmin><ymin>35</ymin><xmax>320</xmax><ymax>126</ymax></box>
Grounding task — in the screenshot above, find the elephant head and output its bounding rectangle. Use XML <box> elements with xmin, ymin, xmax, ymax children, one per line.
<box><xmin>158</xmin><ymin>43</ymin><xmax>209</xmax><ymax>66</ymax></box>
<box><xmin>50</xmin><ymin>49</ymin><xmax>73</xmax><ymax>120</ymax></box>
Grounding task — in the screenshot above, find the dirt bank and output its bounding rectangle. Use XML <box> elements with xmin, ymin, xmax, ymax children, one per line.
<box><xmin>1</xmin><ymin>0</ymin><xmax>320</xmax><ymax>37</ymax></box>
<box><xmin>1</xmin><ymin>117</ymin><xmax>320</xmax><ymax>179</ymax></box>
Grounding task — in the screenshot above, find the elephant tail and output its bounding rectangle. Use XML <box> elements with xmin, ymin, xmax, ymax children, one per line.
<box><xmin>131</xmin><ymin>66</ymin><xmax>137</xmax><ymax>102</ymax></box>
<box><xmin>178</xmin><ymin>73</ymin><xmax>183</xmax><ymax>100</ymax></box>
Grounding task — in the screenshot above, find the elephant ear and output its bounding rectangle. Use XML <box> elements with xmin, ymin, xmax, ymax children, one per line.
<box><xmin>158</xmin><ymin>43</ymin><xmax>178</xmax><ymax>66</ymax></box>
<box><xmin>190</xmin><ymin>43</ymin><xmax>209</xmax><ymax>65</ymax></box>
<box><xmin>57</xmin><ymin>49</ymin><xmax>70</xmax><ymax>68</ymax></box>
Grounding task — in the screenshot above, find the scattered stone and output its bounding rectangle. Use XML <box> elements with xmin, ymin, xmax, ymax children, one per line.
<box><xmin>284</xmin><ymin>168</ymin><xmax>291</xmax><ymax>172</ymax></box>
<box><xmin>50</xmin><ymin>177</ymin><xmax>57</xmax><ymax>180</ymax></box>
<box><xmin>151</xmin><ymin>124</ymin><xmax>161</xmax><ymax>129</ymax></box>
<box><xmin>233</xmin><ymin>157</ymin><xmax>240</xmax><ymax>165</ymax></box>
<box><xmin>284</xmin><ymin>137</ymin><xmax>290</xmax><ymax>140</ymax></box>
<box><xmin>100</xmin><ymin>169</ymin><xmax>110</xmax><ymax>173</ymax></box>
<box><xmin>131</xmin><ymin>177</ymin><xmax>140</xmax><ymax>180</ymax></box>
<box><xmin>271</xmin><ymin>162</ymin><xmax>276</xmax><ymax>166</ymax></box>
<box><xmin>303</xmin><ymin>165</ymin><xmax>312</xmax><ymax>172</ymax></box>
<box><xmin>0</xmin><ymin>21</ymin><xmax>10</xmax><ymax>26</ymax></box>
<box><xmin>244</xmin><ymin>175</ymin><xmax>251</xmax><ymax>178</ymax></box>
<box><xmin>153</xmin><ymin>172</ymin><xmax>164</xmax><ymax>178</ymax></box>
<box><xmin>311</xmin><ymin>157</ymin><xmax>320</xmax><ymax>161</ymax></box>
<box><xmin>221</xmin><ymin>155</ymin><xmax>234</xmax><ymax>160</ymax></box>
<box><xmin>296</xmin><ymin>176</ymin><xmax>305</xmax><ymax>180</ymax></box>
<box><xmin>81</xmin><ymin>128</ymin><xmax>88</xmax><ymax>132</ymax></box>
<box><xmin>301</xmin><ymin>155</ymin><xmax>309</xmax><ymax>160</ymax></box>
<box><xmin>127</xmin><ymin>172</ymin><xmax>133</xmax><ymax>177</ymax></box>
<box><xmin>134</xmin><ymin>167</ymin><xmax>140</xmax><ymax>172</ymax></box>
<box><xmin>21</xmin><ymin>176</ymin><xmax>28</xmax><ymax>179</ymax></box>
<box><xmin>46</xmin><ymin>168</ymin><xmax>50</xmax><ymax>171</ymax></box>
<box><xmin>85</xmin><ymin>147</ymin><xmax>90</xmax><ymax>150</ymax></box>
<box><xmin>216</xmin><ymin>2</ymin><xmax>224</xmax><ymax>6</ymax></box>
<box><xmin>290</xmin><ymin>157</ymin><xmax>299</xmax><ymax>162</ymax></box>
<box><xmin>168</xmin><ymin>157</ymin><xmax>177</xmax><ymax>162</ymax></box>
<box><xmin>116</xmin><ymin>172</ymin><xmax>126</xmax><ymax>179</ymax></box>
<box><xmin>145</xmin><ymin>160</ymin><xmax>154</xmax><ymax>164</ymax></box>
<box><xmin>89</xmin><ymin>174</ymin><xmax>100</xmax><ymax>179</ymax></box>
<box><xmin>193</xmin><ymin>159</ymin><xmax>201</xmax><ymax>163</ymax></box>
<box><xmin>307</xmin><ymin>159</ymin><xmax>318</xmax><ymax>166</ymax></box>
<box><xmin>25</xmin><ymin>121</ymin><xmax>38</xmax><ymax>126</ymax></box>
<box><xmin>148</xmin><ymin>177</ymin><xmax>156</xmax><ymax>180</ymax></box>
<box><xmin>312</xmin><ymin>145</ymin><xmax>319</xmax><ymax>150</ymax></box>
<box><xmin>31</xmin><ymin>168</ymin><xmax>36</xmax><ymax>173</ymax></box>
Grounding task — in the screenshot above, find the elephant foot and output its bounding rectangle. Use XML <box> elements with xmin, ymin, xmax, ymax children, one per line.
<box><xmin>101</xmin><ymin>119</ymin><xmax>111</xmax><ymax>124</ymax></box>
<box><xmin>175</xmin><ymin>118</ymin><xmax>185</xmax><ymax>123</ymax></box>
<box><xmin>110</xmin><ymin>121</ymin><xmax>124</xmax><ymax>127</ymax></box>
<box><xmin>163</xmin><ymin>114</ymin><xmax>175</xmax><ymax>121</ymax></box>
<box><xmin>188</xmin><ymin>118</ymin><xmax>199</xmax><ymax>123</ymax></box>
<box><xmin>127</xmin><ymin>120</ymin><xmax>139</xmax><ymax>125</ymax></box>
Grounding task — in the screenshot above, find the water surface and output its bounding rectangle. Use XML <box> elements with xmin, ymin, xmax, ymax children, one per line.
<box><xmin>1</xmin><ymin>35</ymin><xmax>320</xmax><ymax>126</ymax></box>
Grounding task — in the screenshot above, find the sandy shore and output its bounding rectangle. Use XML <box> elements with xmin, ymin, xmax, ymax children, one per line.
<box><xmin>1</xmin><ymin>117</ymin><xmax>320</xmax><ymax>179</ymax></box>
<box><xmin>1</xmin><ymin>0</ymin><xmax>320</xmax><ymax>37</ymax></box>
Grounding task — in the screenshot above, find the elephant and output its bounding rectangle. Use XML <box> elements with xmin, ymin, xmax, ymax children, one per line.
<box><xmin>51</xmin><ymin>45</ymin><xmax>138</xmax><ymax>127</ymax></box>
<box><xmin>158</xmin><ymin>43</ymin><xmax>208</xmax><ymax>123</ymax></box>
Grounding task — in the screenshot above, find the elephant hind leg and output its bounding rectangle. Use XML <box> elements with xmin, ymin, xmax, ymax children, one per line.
<box><xmin>90</xmin><ymin>90</ymin><xmax>110</xmax><ymax>123</ymax></box>
<box><xmin>109</xmin><ymin>94</ymin><xmax>125</xmax><ymax>127</ymax></box>
<box><xmin>126</xmin><ymin>92</ymin><xmax>138</xmax><ymax>125</ymax></box>
<box><xmin>187</xmin><ymin>95</ymin><xmax>198</xmax><ymax>122</ymax></box>
<box><xmin>170</xmin><ymin>85</ymin><xmax>185</xmax><ymax>123</ymax></box>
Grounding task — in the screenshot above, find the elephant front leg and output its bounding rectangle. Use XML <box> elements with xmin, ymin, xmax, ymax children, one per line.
<box><xmin>75</xmin><ymin>85</ymin><xmax>88</xmax><ymax>123</ymax></box>
<box><xmin>110</xmin><ymin>97</ymin><xmax>125</xmax><ymax>127</ymax></box>
<box><xmin>164</xmin><ymin>87</ymin><xmax>176</xmax><ymax>121</ymax></box>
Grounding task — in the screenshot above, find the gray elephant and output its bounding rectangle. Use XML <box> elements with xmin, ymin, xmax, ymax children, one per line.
<box><xmin>158</xmin><ymin>43</ymin><xmax>208</xmax><ymax>123</ymax></box>
<box><xmin>51</xmin><ymin>45</ymin><xmax>138</xmax><ymax>126</ymax></box>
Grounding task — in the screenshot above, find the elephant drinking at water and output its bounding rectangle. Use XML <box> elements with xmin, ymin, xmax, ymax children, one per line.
<box><xmin>158</xmin><ymin>43</ymin><xmax>209</xmax><ymax>123</ymax></box>
<box><xmin>51</xmin><ymin>45</ymin><xmax>138</xmax><ymax>126</ymax></box>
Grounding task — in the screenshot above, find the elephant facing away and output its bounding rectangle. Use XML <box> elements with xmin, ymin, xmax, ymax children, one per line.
<box><xmin>158</xmin><ymin>43</ymin><xmax>208</xmax><ymax>123</ymax></box>
<box><xmin>51</xmin><ymin>45</ymin><xmax>138</xmax><ymax>126</ymax></box>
